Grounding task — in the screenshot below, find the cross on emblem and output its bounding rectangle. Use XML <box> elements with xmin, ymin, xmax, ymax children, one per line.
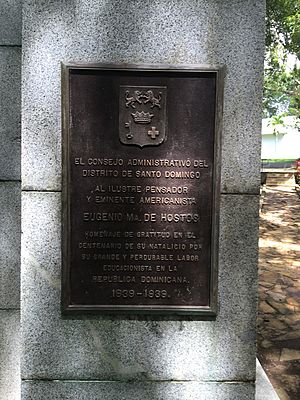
<box><xmin>148</xmin><ymin>126</ymin><xmax>159</xmax><ymax>139</ymax></box>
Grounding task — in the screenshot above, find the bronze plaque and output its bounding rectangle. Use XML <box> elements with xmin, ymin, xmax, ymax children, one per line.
<box><xmin>62</xmin><ymin>63</ymin><xmax>223</xmax><ymax>315</ymax></box>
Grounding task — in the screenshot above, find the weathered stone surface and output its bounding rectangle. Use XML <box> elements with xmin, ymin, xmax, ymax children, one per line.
<box><xmin>274</xmin><ymin>331</ymin><xmax>300</xmax><ymax>342</ymax></box>
<box><xmin>257</xmin><ymin>184</ymin><xmax>300</xmax><ymax>399</ymax></box>
<box><xmin>21</xmin><ymin>192</ymin><xmax>258</xmax><ymax>381</ymax></box>
<box><xmin>266</xmin><ymin>291</ymin><xmax>286</xmax><ymax>303</ymax></box>
<box><xmin>21</xmin><ymin>381</ymin><xmax>255</xmax><ymax>400</ymax></box>
<box><xmin>260</xmin><ymin>339</ymin><xmax>273</xmax><ymax>349</ymax></box>
<box><xmin>280</xmin><ymin>348</ymin><xmax>300</xmax><ymax>362</ymax></box>
<box><xmin>0</xmin><ymin>310</ymin><xmax>21</xmax><ymax>400</ymax></box>
<box><xmin>286</xmin><ymin>296</ymin><xmax>299</xmax><ymax>306</ymax></box>
<box><xmin>259</xmin><ymin>282</ymin><xmax>274</xmax><ymax>289</ymax></box>
<box><xmin>0</xmin><ymin>182</ymin><xmax>21</xmax><ymax>308</ymax></box>
<box><xmin>22</xmin><ymin>0</ymin><xmax>264</xmax><ymax>193</ymax></box>
<box><xmin>0</xmin><ymin>47</ymin><xmax>21</xmax><ymax>180</ymax></box>
<box><xmin>0</xmin><ymin>0</ymin><xmax>22</xmax><ymax>45</ymax></box>
<box><xmin>283</xmin><ymin>314</ymin><xmax>300</xmax><ymax>326</ymax></box>
<box><xmin>275</xmin><ymin>388</ymin><xmax>290</xmax><ymax>400</ymax></box>
<box><xmin>266</xmin><ymin>299</ymin><xmax>292</xmax><ymax>315</ymax></box>
<box><xmin>264</xmin><ymin>349</ymin><xmax>281</xmax><ymax>362</ymax></box>
<box><xmin>258</xmin><ymin>301</ymin><xmax>276</xmax><ymax>314</ymax></box>
<box><xmin>268</xmin><ymin>320</ymin><xmax>287</xmax><ymax>332</ymax></box>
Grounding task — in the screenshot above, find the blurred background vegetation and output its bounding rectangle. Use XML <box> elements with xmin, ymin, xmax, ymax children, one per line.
<box><xmin>264</xmin><ymin>0</ymin><xmax>299</xmax><ymax>121</ymax></box>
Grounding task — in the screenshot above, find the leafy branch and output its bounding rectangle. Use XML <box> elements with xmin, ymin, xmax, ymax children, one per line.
<box><xmin>264</xmin><ymin>0</ymin><xmax>300</xmax><ymax>121</ymax></box>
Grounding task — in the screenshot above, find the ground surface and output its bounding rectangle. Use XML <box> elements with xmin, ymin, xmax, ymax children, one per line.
<box><xmin>257</xmin><ymin>182</ymin><xmax>300</xmax><ymax>400</ymax></box>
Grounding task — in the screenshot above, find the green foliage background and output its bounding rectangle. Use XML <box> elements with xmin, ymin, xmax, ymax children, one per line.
<box><xmin>264</xmin><ymin>0</ymin><xmax>300</xmax><ymax>119</ymax></box>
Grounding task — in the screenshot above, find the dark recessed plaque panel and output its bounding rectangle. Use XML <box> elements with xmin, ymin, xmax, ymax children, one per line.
<box><xmin>62</xmin><ymin>63</ymin><xmax>223</xmax><ymax>315</ymax></box>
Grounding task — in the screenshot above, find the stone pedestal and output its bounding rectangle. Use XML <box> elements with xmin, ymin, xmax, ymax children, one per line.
<box><xmin>21</xmin><ymin>1</ymin><xmax>265</xmax><ymax>399</ymax></box>
<box><xmin>0</xmin><ymin>1</ymin><xmax>22</xmax><ymax>399</ymax></box>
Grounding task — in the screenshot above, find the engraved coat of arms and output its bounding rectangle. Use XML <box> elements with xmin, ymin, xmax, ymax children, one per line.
<box><xmin>119</xmin><ymin>86</ymin><xmax>167</xmax><ymax>147</ymax></box>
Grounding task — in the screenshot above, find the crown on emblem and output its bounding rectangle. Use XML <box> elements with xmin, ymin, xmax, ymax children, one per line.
<box><xmin>131</xmin><ymin>111</ymin><xmax>154</xmax><ymax>124</ymax></box>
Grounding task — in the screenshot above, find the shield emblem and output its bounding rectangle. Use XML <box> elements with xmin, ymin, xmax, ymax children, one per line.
<box><xmin>119</xmin><ymin>85</ymin><xmax>167</xmax><ymax>147</ymax></box>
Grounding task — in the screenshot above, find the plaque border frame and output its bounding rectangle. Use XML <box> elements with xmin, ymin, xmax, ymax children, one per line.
<box><xmin>61</xmin><ymin>62</ymin><xmax>224</xmax><ymax>316</ymax></box>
